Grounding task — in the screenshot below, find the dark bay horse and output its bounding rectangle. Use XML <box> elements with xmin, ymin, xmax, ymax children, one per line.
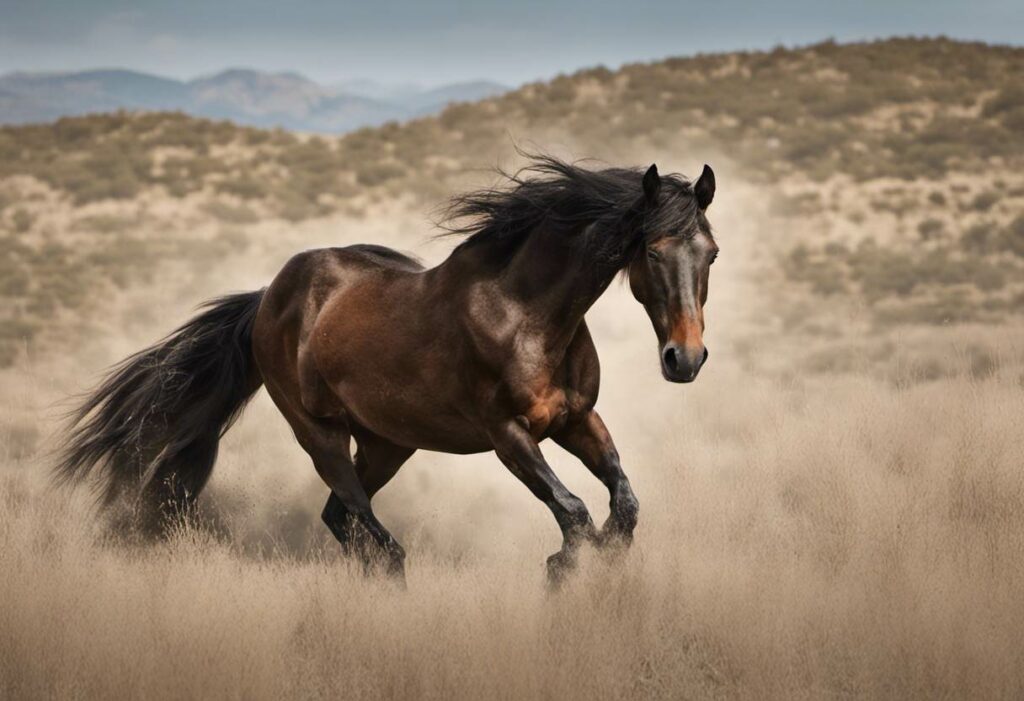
<box><xmin>58</xmin><ymin>155</ymin><xmax>718</xmax><ymax>582</ymax></box>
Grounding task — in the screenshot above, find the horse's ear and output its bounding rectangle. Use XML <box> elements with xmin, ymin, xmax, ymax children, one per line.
<box><xmin>642</xmin><ymin>164</ymin><xmax>661</xmax><ymax>205</ymax></box>
<box><xmin>695</xmin><ymin>164</ymin><xmax>715</xmax><ymax>210</ymax></box>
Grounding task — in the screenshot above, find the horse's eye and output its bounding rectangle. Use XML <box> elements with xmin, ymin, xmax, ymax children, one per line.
<box><xmin>646</xmin><ymin>248</ymin><xmax>662</xmax><ymax>262</ymax></box>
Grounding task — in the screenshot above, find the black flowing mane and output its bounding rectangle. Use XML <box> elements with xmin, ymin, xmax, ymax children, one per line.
<box><xmin>442</xmin><ymin>154</ymin><xmax>700</xmax><ymax>270</ymax></box>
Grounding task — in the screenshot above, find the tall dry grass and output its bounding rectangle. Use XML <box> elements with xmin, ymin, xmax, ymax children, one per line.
<box><xmin>3</xmin><ymin>360</ymin><xmax>1024</xmax><ymax>699</ymax></box>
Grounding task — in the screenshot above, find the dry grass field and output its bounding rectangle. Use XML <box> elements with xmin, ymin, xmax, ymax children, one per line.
<box><xmin>1</xmin><ymin>38</ymin><xmax>1023</xmax><ymax>700</ymax></box>
<box><xmin>2</xmin><ymin>171</ymin><xmax>1024</xmax><ymax>699</ymax></box>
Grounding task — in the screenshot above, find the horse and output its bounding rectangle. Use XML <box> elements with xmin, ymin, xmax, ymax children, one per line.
<box><xmin>57</xmin><ymin>154</ymin><xmax>718</xmax><ymax>583</ymax></box>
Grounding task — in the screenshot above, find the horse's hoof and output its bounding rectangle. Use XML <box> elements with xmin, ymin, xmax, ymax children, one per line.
<box><xmin>594</xmin><ymin>533</ymin><xmax>631</xmax><ymax>559</ymax></box>
<box><xmin>385</xmin><ymin>554</ymin><xmax>407</xmax><ymax>585</ymax></box>
<box><xmin>598</xmin><ymin>516</ymin><xmax>635</xmax><ymax>550</ymax></box>
<box><xmin>546</xmin><ymin>550</ymin><xmax>577</xmax><ymax>588</ymax></box>
<box><xmin>387</xmin><ymin>567</ymin><xmax>407</xmax><ymax>589</ymax></box>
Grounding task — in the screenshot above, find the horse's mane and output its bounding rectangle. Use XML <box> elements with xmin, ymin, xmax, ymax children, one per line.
<box><xmin>441</xmin><ymin>153</ymin><xmax>698</xmax><ymax>270</ymax></box>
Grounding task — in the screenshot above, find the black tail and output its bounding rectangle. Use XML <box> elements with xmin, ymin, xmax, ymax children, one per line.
<box><xmin>56</xmin><ymin>290</ymin><xmax>265</xmax><ymax>529</ymax></box>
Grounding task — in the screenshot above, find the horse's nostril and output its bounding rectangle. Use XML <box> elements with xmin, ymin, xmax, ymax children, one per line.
<box><xmin>702</xmin><ymin>347</ymin><xmax>709</xmax><ymax>364</ymax></box>
<box><xmin>663</xmin><ymin>346</ymin><xmax>679</xmax><ymax>373</ymax></box>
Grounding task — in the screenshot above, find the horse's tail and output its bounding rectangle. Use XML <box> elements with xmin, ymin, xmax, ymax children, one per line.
<box><xmin>56</xmin><ymin>289</ymin><xmax>266</xmax><ymax>530</ymax></box>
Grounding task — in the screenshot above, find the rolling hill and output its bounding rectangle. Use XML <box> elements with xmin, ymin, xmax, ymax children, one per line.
<box><xmin>0</xmin><ymin>37</ymin><xmax>1022</xmax><ymax>367</ymax></box>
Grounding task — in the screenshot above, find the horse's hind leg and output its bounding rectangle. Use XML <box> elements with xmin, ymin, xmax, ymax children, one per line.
<box><xmin>291</xmin><ymin>416</ymin><xmax>406</xmax><ymax>578</ymax></box>
<box><xmin>321</xmin><ymin>430</ymin><xmax>413</xmax><ymax>572</ymax></box>
<box><xmin>352</xmin><ymin>429</ymin><xmax>415</xmax><ymax>500</ymax></box>
<box><xmin>320</xmin><ymin>490</ymin><xmax>406</xmax><ymax>579</ymax></box>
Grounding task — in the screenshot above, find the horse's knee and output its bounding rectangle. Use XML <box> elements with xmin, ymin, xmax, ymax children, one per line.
<box><xmin>570</xmin><ymin>494</ymin><xmax>592</xmax><ymax>521</ymax></box>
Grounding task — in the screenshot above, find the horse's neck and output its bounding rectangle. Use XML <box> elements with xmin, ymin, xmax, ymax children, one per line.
<box><xmin>496</xmin><ymin>225</ymin><xmax>621</xmax><ymax>347</ymax></box>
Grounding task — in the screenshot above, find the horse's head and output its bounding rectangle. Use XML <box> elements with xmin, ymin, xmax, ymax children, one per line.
<box><xmin>628</xmin><ymin>164</ymin><xmax>717</xmax><ymax>383</ymax></box>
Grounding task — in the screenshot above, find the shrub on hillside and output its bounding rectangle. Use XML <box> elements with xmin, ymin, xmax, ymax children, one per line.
<box><xmin>1002</xmin><ymin>107</ymin><xmax>1024</xmax><ymax>135</ymax></box>
<box><xmin>967</xmin><ymin>191</ymin><xmax>1000</xmax><ymax>212</ymax></box>
<box><xmin>964</xmin><ymin>217</ymin><xmax>1024</xmax><ymax>257</ymax></box>
<box><xmin>275</xmin><ymin>189</ymin><xmax>323</xmax><ymax>222</ymax></box>
<box><xmin>215</xmin><ymin>173</ymin><xmax>269</xmax><ymax>200</ymax></box>
<box><xmin>981</xmin><ymin>85</ymin><xmax>1024</xmax><ymax>118</ymax></box>
<box><xmin>355</xmin><ymin>161</ymin><xmax>404</xmax><ymax>188</ymax></box>
<box><xmin>74</xmin><ymin>214</ymin><xmax>135</xmax><ymax>235</ymax></box>
<box><xmin>10</xmin><ymin>209</ymin><xmax>34</xmax><ymax>234</ymax></box>
<box><xmin>917</xmin><ymin>218</ymin><xmax>945</xmax><ymax>241</ymax></box>
<box><xmin>1001</xmin><ymin>215</ymin><xmax>1024</xmax><ymax>256</ymax></box>
<box><xmin>201</xmin><ymin>201</ymin><xmax>260</xmax><ymax>224</ymax></box>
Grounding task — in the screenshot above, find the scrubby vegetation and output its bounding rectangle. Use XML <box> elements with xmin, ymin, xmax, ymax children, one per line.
<box><xmin>3</xmin><ymin>39</ymin><xmax>1020</xmax><ymax>211</ymax></box>
<box><xmin>778</xmin><ymin>173</ymin><xmax>1024</xmax><ymax>327</ymax></box>
<box><xmin>0</xmin><ymin>37</ymin><xmax>1022</xmax><ymax>362</ymax></box>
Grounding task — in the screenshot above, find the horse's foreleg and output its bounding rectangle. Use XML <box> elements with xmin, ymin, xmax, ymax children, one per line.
<box><xmin>489</xmin><ymin>420</ymin><xmax>597</xmax><ymax>584</ymax></box>
<box><xmin>554</xmin><ymin>411</ymin><xmax>639</xmax><ymax>547</ymax></box>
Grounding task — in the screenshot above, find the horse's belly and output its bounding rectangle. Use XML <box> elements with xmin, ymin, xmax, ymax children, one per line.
<box><xmin>337</xmin><ymin>382</ymin><xmax>492</xmax><ymax>454</ymax></box>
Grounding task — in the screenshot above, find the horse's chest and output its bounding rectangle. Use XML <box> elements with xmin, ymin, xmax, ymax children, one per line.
<box><xmin>504</xmin><ymin>338</ymin><xmax>589</xmax><ymax>439</ymax></box>
<box><xmin>514</xmin><ymin>383</ymin><xmax>570</xmax><ymax>439</ymax></box>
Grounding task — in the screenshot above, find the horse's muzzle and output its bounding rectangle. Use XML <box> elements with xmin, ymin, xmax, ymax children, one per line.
<box><xmin>661</xmin><ymin>344</ymin><xmax>708</xmax><ymax>383</ymax></box>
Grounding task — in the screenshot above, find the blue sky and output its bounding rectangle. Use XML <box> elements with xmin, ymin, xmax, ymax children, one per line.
<box><xmin>0</xmin><ymin>0</ymin><xmax>1020</xmax><ymax>86</ymax></box>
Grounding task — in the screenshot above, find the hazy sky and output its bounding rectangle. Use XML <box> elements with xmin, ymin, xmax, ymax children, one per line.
<box><xmin>0</xmin><ymin>0</ymin><xmax>1020</xmax><ymax>87</ymax></box>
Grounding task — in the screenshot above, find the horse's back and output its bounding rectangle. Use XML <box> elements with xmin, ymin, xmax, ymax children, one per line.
<box><xmin>258</xmin><ymin>244</ymin><xmax>421</xmax><ymax>315</ymax></box>
<box><xmin>343</xmin><ymin>244</ymin><xmax>424</xmax><ymax>273</ymax></box>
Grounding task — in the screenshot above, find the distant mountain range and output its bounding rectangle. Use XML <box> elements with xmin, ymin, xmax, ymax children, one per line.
<box><xmin>0</xmin><ymin>68</ymin><xmax>507</xmax><ymax>132</ymax></box>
